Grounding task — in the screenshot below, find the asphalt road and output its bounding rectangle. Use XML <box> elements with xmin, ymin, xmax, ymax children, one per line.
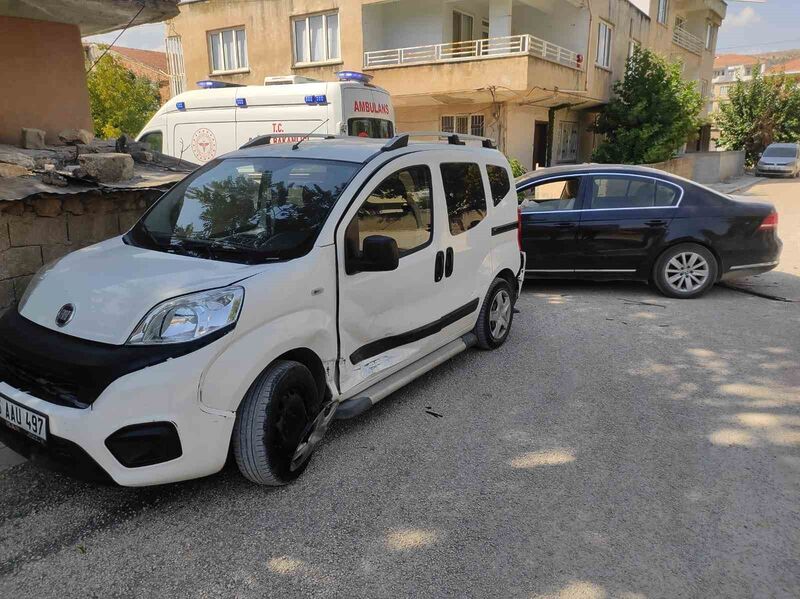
<box><xmin>0</xmin><ymin>180</ymin><xmax>798</xmax><ymax>599</ymax></box>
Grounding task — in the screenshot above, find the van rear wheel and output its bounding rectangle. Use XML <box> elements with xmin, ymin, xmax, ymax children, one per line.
<box><xmin>475</xmin><ymin>277</ymin><xmax>515</xmax><ymax>350</ymax></box>
<box><xmin>233</xmin><ymin>360</ymin><xmax>322</xmax><ymax>486</ymax></box>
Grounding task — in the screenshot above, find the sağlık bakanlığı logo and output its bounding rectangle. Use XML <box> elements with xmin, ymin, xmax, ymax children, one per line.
<box><xmin>191</xmin><ymin>128</ymin><xmax>217</xmax><ymax>162</ymax></box>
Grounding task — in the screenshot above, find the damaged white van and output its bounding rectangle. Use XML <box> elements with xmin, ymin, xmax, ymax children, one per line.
<box><xmin>136</xmin><ymin>72</ymin><xmax>396</xmax><ymax>164</ymax></box>
<box><xmin>0</xmin><ymin>133</ymin><xmax>523</xmax><ymax>487</ymax></box>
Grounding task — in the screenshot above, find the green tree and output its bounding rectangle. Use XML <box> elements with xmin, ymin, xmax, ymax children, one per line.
<box><xmin>506</xmin><ymin>157</ymin><xmax>527</xmax><ymax>178</ymax></box>
<box><xmin>716</xmin><ymin>68</ymin><xmax>800</xmax><ymax>166</ymax></box>
<box><xmin>592</xmin><ymin>47</ymin><xmax>703</xmax><ymax>164</ymax></box>
<box><xmin>86</xmin><ymin>51</ymin><xmax>161</xmax><ymax>139</ymax></box>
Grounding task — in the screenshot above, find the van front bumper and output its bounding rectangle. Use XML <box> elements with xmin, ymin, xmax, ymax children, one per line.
<box><xmin>0</xmin><ymin>335</ymin><xmax>236</xmax><ymax>488</ymax></box>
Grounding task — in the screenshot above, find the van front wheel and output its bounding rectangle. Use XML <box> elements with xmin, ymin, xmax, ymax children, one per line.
<box><xmin>233</xmin><ymin>360</ymin><xmax>322</xmax><ymax>485</ymax></box>
<box><xmin>475</xmin><ymin>278</ymin><xmax>515</xmax><ymax>350</ymax></box>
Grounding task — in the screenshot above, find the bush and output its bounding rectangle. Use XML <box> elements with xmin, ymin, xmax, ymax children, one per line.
<box><xmin>592</xmin><ymin>47</ymin><xmax>702</xmax><ymax>164</ymax></box>
<box><xmin>507</xmin><ymin>157</ymin><xmax>527</xmax><ymax>178</ymax></box>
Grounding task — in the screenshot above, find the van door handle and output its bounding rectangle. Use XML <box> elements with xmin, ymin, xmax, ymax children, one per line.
<box><xmin>445</xmin><ymin>247</ymin><xmax>454</xmax><ymax>278</ymax></box>
<box><xmin>434</xmin><ymin>251</ymin><xmax>444</xmax><ymax>282</ymax></box>
<box><xmin>645</xmin><ymin>219</ymin><xmax>667</xmax><ymax>227</ymax></box>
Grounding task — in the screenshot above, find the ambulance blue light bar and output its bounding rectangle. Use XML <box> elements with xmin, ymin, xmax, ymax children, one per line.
<box><xmin>196</xmin><ymin>80</ymin><xmax>244</xmax><ymax>89</ymax></box>
<box><xmin>176</xmin><ymin>101</ymin><xmax>186</xmax><ymax>110</ymax></box>
<box><xmin>336</xmin><ymin>71</ymin><xmax>373</xmax><ymax>84</ymax></box>
<box><xmin>304</xmin><ymin>95</ymin><xmax>328</xmax><ymax>104</ymax></box>
<box><xmin>236</xmin><ymin>97</ymin><xmax>247</xmax><ymax>107</ymax></box>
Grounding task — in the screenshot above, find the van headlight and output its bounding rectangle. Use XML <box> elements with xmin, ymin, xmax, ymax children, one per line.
<box><xmin>127</xmin><ymin>286</ymin><xmax>244</xmax><ymax>345</ymax></box>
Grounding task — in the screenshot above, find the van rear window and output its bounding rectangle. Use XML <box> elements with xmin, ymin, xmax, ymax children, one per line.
<box><xmin>348</xmin><ymin>118</ymin><xmax>394</xmax><ymax>139</ymax></box>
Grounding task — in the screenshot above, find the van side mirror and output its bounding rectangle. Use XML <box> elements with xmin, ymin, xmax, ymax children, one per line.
<box><xmin>347</xmin><ymin>235</ymin><xmax>399</xmax><ymax>274</ymax></box>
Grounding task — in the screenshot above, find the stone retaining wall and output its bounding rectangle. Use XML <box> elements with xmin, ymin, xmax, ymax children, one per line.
<box><xmin>648</xmin><ymin>151</ymin><xmax>746</xmax><ymax>184</ymax></box>
<box><xmin>0</xmin><ymin>190</ymin><xmax>161</xmax><ymax>311</ymax></box>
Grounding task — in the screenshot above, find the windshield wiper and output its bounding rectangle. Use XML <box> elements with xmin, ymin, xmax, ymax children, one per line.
<box><xmin>169</xmin><ymin>238</ymin><xmax>279</xmax><ymax>264</ymax></box>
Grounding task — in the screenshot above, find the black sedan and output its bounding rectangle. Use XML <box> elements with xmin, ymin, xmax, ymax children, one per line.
<box><xmin>516</xmin><ymin>165</ymin><xmax>782</xmax><ymax>299</ymax></box>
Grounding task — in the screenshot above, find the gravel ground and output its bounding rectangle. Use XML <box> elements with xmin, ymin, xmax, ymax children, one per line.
<box><xmin>1</xmin><ymin>180</ymin><xmax>798</xmax><ymax>599</ymax></box>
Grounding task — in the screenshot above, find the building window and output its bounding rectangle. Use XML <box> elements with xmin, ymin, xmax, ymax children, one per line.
<box><xmin>293</xmin><ymin>11</ymin><xmax>340</xmax><ymax>65</ymax></box>
<box><xmin>596</xmin><ymin>21</ymin><xmax>612</xmax><ymax>69</ymax></box>
<box><xmin>628</xmin><ymin>40</ymin><xmax>639</xmax><ymax>60</ymax></box>
<box><xmin>700</xmin><ymin>79</ymin><xmax>709</xmax><ymax>98</ymax></box>
<box><xmin>441</xmin><ymin>114</ymin><xmax>485</xmax><ymax>136</ymax></box>
<box><xmin>557</xmin><ymin>121</ymin><xmax>579</xmax><ymax>163</ymax></box>
<box><xmin>657</xmin><ymin>0</ymin><xmax>668</xmax><ymax>25</ymax></box>
<box><xmin>208</xmin><ymin>27</ymin><xmax>248</xmax><ymax>73</ymax></box>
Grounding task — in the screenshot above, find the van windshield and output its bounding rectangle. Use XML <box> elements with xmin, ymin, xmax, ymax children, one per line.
<box><xmin>126</xmin><ymin>157</ymin><xmax>360</xmax><ymax>264</ymax></box>
<box><xmin>763</xmin><ymin>146</ymin><xmax>798</xmax><ymax>158</ymax></box>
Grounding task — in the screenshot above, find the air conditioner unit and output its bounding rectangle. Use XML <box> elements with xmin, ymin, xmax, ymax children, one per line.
<box><xmin>263</xmin><ymin>75</ymin><xmax>321</xmax><ymax>86</ymax></box>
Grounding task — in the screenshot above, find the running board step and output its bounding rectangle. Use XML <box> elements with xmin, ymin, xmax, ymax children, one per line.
<box><xmin>335</xmin><ymin>333</ymin><xmax>477</xmax><ymax>420</ymax></box>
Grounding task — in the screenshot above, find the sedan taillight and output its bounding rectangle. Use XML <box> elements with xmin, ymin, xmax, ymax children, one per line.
<box><xmin>758</xmin><ymin>212</ymin><xmax>778</xmax><ymax>231</ymax></box>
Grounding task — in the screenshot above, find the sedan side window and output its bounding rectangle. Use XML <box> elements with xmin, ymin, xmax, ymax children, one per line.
<box><xmin>441</xmin><ymin>162</ymin><xmax>487</xmax><ymax>235</ymax></box>
<box><xmin>590</xmin><ymin>176</ymin><xmax>681</xmax><ymax>209</ymax></box>
<box><xmin>519</xmin><ymin>177</ymin><xmax>581</xmax><ymax>212</ymax></box>
<box><xmin>345</xmin><ymin>165</ymin><xmax>433</xmax><ymax>260</ymax></box>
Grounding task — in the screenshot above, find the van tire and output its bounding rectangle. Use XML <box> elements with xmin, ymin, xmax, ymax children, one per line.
<box><xmin>233</xmin><ymin>360</ymin><xmax>321</xmax><ymax>486</ymax></box>
<box><xmin>474</xmin><ymin>277</ymin><xmax>515</xmax><ymax>350</ymax></box>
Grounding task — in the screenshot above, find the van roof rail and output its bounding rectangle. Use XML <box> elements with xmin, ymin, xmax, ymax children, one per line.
<box><xmin>381</xmin><ymin>131</ymin><xmax>497</xmax><ymax>152</ymax></box>
<box><xmin>239</xmin><ymin>133</ymin><xmax>342</xmax><ymax>149</ymax></box>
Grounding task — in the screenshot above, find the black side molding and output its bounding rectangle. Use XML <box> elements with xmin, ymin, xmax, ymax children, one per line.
<box><xmin>349</xmin><ymin>298</ymin><xmax>480</xmax><ymax>365</ymax></box>
<box><xmin>492</xmin><ymin>221</ymin><xmax>519</xmax><ymax>236</ymax></box>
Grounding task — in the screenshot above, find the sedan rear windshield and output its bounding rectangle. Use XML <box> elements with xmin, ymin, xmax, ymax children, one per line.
<box><xmin>127</xmin><ymin>157</ymin><xmax>359</xmax><ymax>263</ymax></box>
<box><xmin>763</xmin><ymin>146</ymin><xmax>798</xmax><ymax>158</ymax></box>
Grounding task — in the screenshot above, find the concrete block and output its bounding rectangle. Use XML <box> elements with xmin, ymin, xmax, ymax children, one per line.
<box><xmin>21</xmin><ymin>128</ymin><xmax>46</xmax><ymax>150</ymax></box>
<box><xmin>0</xmin><ymin>279</ymin><xmax>13</xmax><ymax>310</ymax></box>
<box><xmin>42</xmin><ymin>243</ymin><xmax>76</xmax><ymax>263</ymax></box>
<box><xmin>0</xmin><ymin>163</ymin><xmax>29</xmax><ymax>178</ymax></box>
<box><xmin>67</xmin><ymin>213</ymin><xmax>119</xmax><ymax>244</ymax></box>
<box><xmin>0</xmin><ymin>214</ymin><xmax>9</xmax><ymax>252</ymax></box>
<box><xmin>58</xmin><ymin>128</ymin><xmax>94</xmax><ymax>145</ymax></box>
<box><xmin>83</xmin><ymin>195</ymin><xmax>115</xmax><ymax>214</ymax></box>
<box><xmin>33</xmin><ymin>197</ymin><xmax>62</xmax><ymax>217</ymax></box>
<box><xmin>12</xmin><ymin>275</ymin><xmax>34</xmax><ymax>300</ymax></box>
<box><xmin>0</xmin><ymin>246</ymin><xmax>42</xmax><ymax>279</ymax></box>
<box><xmin>9</xmin><ymin>215</ymin><xmax>68</xmax><ymax>247</ymax></box>
<box><xmin>0</xmin><ymin>150</ymin><xmax>35</xmax><ymax>170</ymax></box>
<box><xmin>78</xmin><ymin>153</ymin><xmax>134</xmax><ymax>183</ymax></box>
<box><xmin>62</xmin><ymin>197</ymin><xmax>85</xmax><ymax>215</ymax></box>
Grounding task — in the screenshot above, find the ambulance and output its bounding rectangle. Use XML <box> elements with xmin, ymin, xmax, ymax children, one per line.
<box><xmin>136</xmin><ymin>72</ymin><xmax>396</xmax><ymax>164</ymax></box>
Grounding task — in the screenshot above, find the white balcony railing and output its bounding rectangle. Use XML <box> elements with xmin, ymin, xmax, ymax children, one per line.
<box><xmin>672</xmin><ymin>26</ymin><xmax>704</xmax><ymax>55</ymax></box>
<box><xmin>364</xmin><ymin>34</ymin><xmax>583</xmax><ymax>71</ymax></box>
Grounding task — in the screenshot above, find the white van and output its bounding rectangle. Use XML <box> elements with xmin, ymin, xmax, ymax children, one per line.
<box><xmin>0</xmin><ymin>133</ymin><xmax>524</xmax><ymax>487</ymax></box>
<box><xmin>136</xmin><ymin>72</ymin><xmax>396</xmax><ymax>164</ymax></box>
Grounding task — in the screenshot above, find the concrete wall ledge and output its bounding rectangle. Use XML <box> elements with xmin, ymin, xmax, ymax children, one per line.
<box><xmin>648</xmin><ymin>151</ymin><xmax>746</xmax><ymax>185</ymax></box>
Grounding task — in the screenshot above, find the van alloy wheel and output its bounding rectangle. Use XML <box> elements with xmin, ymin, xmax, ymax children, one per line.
<box><xmin>665</xmin><ymin>252</ymin><xmax>710</xmax><ymax>294</ymax></box>
<box><xmin>489</xmin><ymin>289</ymin><xmax>512</xmax><ymax>340</ymax></box>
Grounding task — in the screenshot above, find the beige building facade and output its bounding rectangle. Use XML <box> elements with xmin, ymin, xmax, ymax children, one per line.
<box><xmin>167</xmin><ymin>0</ymin><xmax>725</xmax><ymax>170</ymax></box>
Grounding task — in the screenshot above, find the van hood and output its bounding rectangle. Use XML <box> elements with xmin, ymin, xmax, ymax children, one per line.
<box><xmin>19</xmin><ymin>238</ymin><xmax>262</xmax><ymax>345</ymax></box>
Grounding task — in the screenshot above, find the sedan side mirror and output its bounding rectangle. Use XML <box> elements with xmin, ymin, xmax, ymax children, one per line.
<box><xmin>347</xmin><ymin>235</ymin><xmax>399</xmax><ymax>274</ymax></box>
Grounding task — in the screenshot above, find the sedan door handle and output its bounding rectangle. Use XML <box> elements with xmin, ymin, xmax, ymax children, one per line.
<box><xmin>555</xmin><ymin>222</ymin><xmax>576</xmax><ymax>228</ymax></box>
<box><xmin>645</xmin><ymin>219</ymin><xmax>667</xmax><ymax>227</ymax></box>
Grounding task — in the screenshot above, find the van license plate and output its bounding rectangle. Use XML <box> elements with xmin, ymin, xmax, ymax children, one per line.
<box><xmin>0</xmin><ymin>394</ymin><xmax>47</xmax><ymax>443</ymax></box>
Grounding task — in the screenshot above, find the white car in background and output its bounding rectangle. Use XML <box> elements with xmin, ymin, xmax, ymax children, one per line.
<box><xmin>756</xmin><ymin>142</ymin><xmax>800</xmax><ymax>178</ymax></box>
<box><xmin>0</xmin><ymin>133</ymin><xmax>524</xmax><ymax>487</ymax></box>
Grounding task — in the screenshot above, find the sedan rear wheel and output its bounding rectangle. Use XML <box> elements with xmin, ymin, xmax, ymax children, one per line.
<box><xmin>653</xmin><ymin>244</ymin><xmax>718</xmax><ymax>299</ymax></box>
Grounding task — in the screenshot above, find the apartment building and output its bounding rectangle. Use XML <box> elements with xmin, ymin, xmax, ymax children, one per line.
<box><xmin>166</xmin><ymin>0</ymin><xmax>725</xmax><ymax>170</ymax></box>
<box><xmin>709</xmin><ymin>54</ymin><xmax>764</xmax><ymax>150</ymax></box>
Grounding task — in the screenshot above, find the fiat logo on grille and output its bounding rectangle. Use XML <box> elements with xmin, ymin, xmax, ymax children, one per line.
<box><xmin>55</xmin><ymin>304</ymin><xmax>75</xmax><ymax>327</ymax></box>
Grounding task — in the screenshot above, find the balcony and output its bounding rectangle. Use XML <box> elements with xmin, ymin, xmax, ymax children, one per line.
<box><xmin>364</xmin><ymin>34</ymin><xmax>583</xmax><ymax>72</ymax></box>
<box><xmin>672</xmin><ymin>26</ymin><xmax>704</xmax><ymax>55</ymax></box>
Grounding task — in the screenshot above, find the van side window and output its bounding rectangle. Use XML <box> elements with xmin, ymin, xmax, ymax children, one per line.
<box><xmin>348</xmin><ymin>118</ymin><xmax>394</xmax><ymax>139</ymax></box>
<box><xmin>441</xmin><ymin>162</ymin><xmax>487</xmax><ymax>235</ymax></box>
<box><xmin>140</xmin><ymin>131</ymin><xmax>163</xmax><ymax>153</ymax></box>
<box><xmin>519</xmin><ymin>177</ymin><xmax>581</xmax><ymax>212</ymax></box>
<box><xmin>486</xmin><ymin>165</ymin><xmax>511</xmax><ymax>206</ymax></box>
<box><xmin>346</xmin><ymin>166</ymin><xmax>433</xmax><ymax>260</ymax></box>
